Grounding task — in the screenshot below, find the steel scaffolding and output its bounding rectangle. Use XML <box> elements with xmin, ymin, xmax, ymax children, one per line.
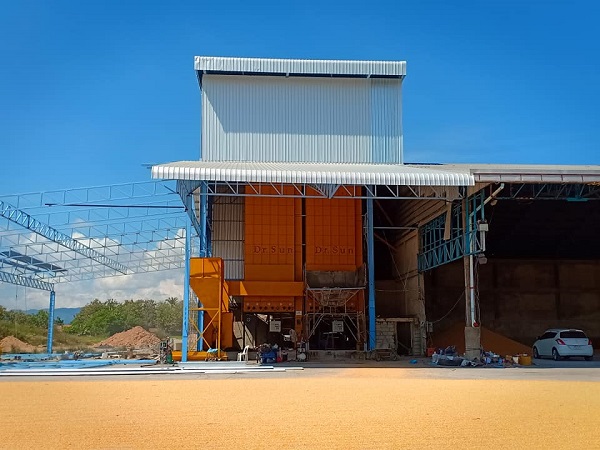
<box><xmin>0</xmin><ymin>181</ymin><xmax>199</xmax><ymax>352</ymax></box>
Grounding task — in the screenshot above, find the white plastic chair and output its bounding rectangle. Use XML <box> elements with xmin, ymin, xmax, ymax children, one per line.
<box><xmin>237</xmin><ymin>345</ymin><xmax>250</xmax><ymax>362</ymax></box>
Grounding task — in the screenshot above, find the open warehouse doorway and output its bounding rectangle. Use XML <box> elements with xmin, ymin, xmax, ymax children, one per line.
<box><xmin>424</xmin><ymin>183</ymin><xmax>600</xmax><ymax>353</ymax></box>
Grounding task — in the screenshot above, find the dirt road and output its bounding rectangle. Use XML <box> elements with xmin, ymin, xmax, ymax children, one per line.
<box><xmin>1</xmin><ymin>367</ymin><xmax>599</xmax><ymax>449</ymax></box>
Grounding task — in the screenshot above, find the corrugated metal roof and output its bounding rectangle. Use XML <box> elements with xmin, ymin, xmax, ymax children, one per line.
<box><xmin>151</xmin><ymin>161</ymin><xmax>474</xmax><ymax>186</ymax></box>
<box><xmin>407</xmin><ymin>163</ymin><xmax>600</xmax><ymax>183</ymax></box>
<box><xmin>195</xmin><ymin>56</ymin><xmax>406</xmax><ymax>79</ymax></box>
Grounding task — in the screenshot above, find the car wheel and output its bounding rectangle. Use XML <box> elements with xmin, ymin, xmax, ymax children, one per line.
<box><xmin>585</xmin><ymin>356</ymin><xmax>593</xmax><ymax>361</ymax></box>
<box><xmin>552</xmin><ymin>348</ymin><xmax>561</xmax><ymax>361</ymax></box>
<box><xmin>533</xmin><ymin>347</ymin><xmax>540</xmax><ymax>359</ymax></box>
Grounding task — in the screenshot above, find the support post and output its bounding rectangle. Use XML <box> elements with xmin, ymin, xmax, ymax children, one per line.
<box><xmin>463</xmin><ymin>198</ymin><xmax>472</xmax><ymax>326</ymax></box>
<box><xmin>181</xmin><ymin>214</ymin><xmax>191</xmax><ymax>362</ymax></box>
<box><xmin>367</xmin><ymin>189</ymin><xmax>376</xmax><ymax>351</ymax></box>
<box><xmin>47</xmin><ymin>290</ymin><xmax>56</xmax><ymax>354</ymax></box>
<box><xmin>197</xmin><ymin>182</ymin><xmax>208</xmax><ymax>351</ymax></box>
<box><xmin>463</xmin><ymin>195</ymin><xmax>480</xmax><ymax>359</ymax></box>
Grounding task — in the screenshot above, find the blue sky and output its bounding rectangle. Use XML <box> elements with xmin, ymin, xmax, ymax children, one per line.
<box><xmin>1</xmin><ymin>1</ymin><xmax>599</xmax><ymax>309</ymax></box>
<box><xmin>1</xmin><ymin>0</ymin><xmax>599</xmax><ymax>195</ymax></box>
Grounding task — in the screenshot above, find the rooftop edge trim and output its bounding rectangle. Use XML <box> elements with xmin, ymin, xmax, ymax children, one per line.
<box><xmin>194</xmin><ymin>56</ymin><xmax>406</xmax><ymax>79</ymax></box>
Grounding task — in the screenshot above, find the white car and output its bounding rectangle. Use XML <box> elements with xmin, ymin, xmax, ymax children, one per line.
<box><xmin>533</xmin><ymin>329</ymin><xmax>594</xmax><ymax>361</ymax></box>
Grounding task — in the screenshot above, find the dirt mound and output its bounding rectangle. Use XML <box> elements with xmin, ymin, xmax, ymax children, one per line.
<box><xmin>0</xmin><ymin>336</ymin><xmax>37</xmax><ymax>353</ymax></box>
<box><xmin>94</xmin><ymin>326</ymin><xmax>161</xmax><ymax>349</ymax></box>
<box><xmin>431</xmin><ymin>322</ymin><xmax>531</xmax><ymax>356</ymax></box>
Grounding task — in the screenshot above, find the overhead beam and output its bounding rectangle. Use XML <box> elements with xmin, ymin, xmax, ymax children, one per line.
<box><xmin>0</xmin><ymin>270</ymin><xmax>54</xmax><ymax>291</ymax></box>
<box><xmin>174</xmin><ymin>180</ymin><xmax>462</xmax><ymax>201</ymax></box>
<box><xmin>0</xmin><ymin>200</ymin><xmax>127</xmax><ymax>275</ymax></box>
<box><xmin>496</xmin><ymin>183</ymin><xmax>600</xmax><ymax>201</ymax></box>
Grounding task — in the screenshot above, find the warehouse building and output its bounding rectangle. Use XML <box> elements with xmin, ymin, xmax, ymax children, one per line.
<box><xmin>151</xmin><ymin>56</ymin><xmax>600</xmax><ymax>361</ymax></box>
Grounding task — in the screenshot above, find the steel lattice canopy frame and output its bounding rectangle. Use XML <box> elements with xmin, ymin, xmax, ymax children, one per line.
<box><xmin>0</xmin><ymin>181</ymin><xmax>200</xmax><ymax>288</ymax></box>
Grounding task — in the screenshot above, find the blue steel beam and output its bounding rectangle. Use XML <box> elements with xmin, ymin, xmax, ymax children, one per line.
<box><xmin>0</xmin><ymin>200</ymin><xmax>128</xmax><ymax>274</ymax></box>
<box><xmin>181</xmin><ymin>218</ymin><xmax>191</xmax><ymax>363</ymax></box>
<box><xmin>367</xmin><ymin>189</ymin><xmax>376</xmax><ymax>351</ymax></box>
<box><xmin>196</xmin><ymin>182</ymin><xmax>208</xmax><ymax>352</ymax></box>
<box><xmin>0</xmin><ymin>270</ymin><xmax>55</xmax><ymax>291</ymax></box>
<box><xmin>47</xmin><ymin>291</ymin><xmax>56</xmax><ymax>353</ymax></box>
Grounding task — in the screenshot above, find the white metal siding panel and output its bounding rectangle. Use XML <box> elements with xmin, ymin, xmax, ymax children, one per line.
<box><xmin>211</xmin><ymin>198</ymin><xmax>244</xmax><ymax>280</ymax></box>
<box><xmin>195</xmin><ymin>56</ymin><xmax>406</xmax><ymax>77</ymax></box>
<box><xmin>203</xmin><ymin>75</ymin><xmax>389</xmax><ymax>163</ymax></box>
<box><xmin>371</xmin><ymin>79</ymin><xmax>403</xmax><ymax>163</ymax></box>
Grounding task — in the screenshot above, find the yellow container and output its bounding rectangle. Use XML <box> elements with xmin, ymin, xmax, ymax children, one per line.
<box><xmin>519</xmin><ymin>354</ymin><xmax>532</xmax><ymax>366</ymax></box>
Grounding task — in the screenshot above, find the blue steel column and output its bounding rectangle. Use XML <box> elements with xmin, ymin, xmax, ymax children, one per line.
<box><xmin>367</xmin><ymin>189</ymin><xmax>376</xmax><ymax>351</ymax></box>
<box><xmin>47</xmin><ymin>290</ymin><xmax>56</xmax><ymax>353</ymax></box>
<box><xmin>181</xmin><ymin>215</ymin><xmax>191</xmax><ymax>362</ymax></box>
<box><xmin>197</xmin><ymin>182</ymin><xmax>208</xmax><ymax>351</ymax></box>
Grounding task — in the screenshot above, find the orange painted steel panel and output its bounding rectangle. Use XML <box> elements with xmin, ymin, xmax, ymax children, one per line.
<box><xmin>305</xmin><ymin>196</ymin><xmax>363</xmax><ymax>272</ymax></box>
<box><xmin>188</xmin><ymin>257</ymin><xmax>232</xmax><ymax>352</ymax></box>
<box><xmin>221</xmin><ymin>312</ymin><xmax>234</xmax><ymax>348</ymax></box>
<box><xmin>227</xmin><ymin>280</ymin><xmax>304</xmax><ymax>297</ymax></box>
<box><xmin>190</xmin><ymin>257</ymin><xmax>224</xmax><ymax>279</ymax></box>
<box><xmin>170</xmin><ymin>351</ymin><xmax>229</xmax><ymax>362</ymax></box>
<box><xmin>294</xmin><ymin>197</ymin><xmax>303</xmax><ymax>282</ymax></box>
<box><xmin>244</xmin><ymin>187</ymin><xmax>297</xmax><ymax>281</ymax></box>
<box><xmin>243</xmin><ymin>296</ymin><xmax>296</xmax><ymax>313</ymax></box>
<box><xmin>244</xmin><ymin>265</ymin><xmax>295</xmax><ymax>282</ymax></box>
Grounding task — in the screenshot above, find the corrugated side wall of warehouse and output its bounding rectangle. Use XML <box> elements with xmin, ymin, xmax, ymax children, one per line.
<box><xmin>211</xmin><ymin>197</ymin><xmax>244</xmax><ymax>280</ymax></box>
<box><xmin>201</xmin><ymin>74</ymin><xmax>402</xmax><ymax>163</ymax></box>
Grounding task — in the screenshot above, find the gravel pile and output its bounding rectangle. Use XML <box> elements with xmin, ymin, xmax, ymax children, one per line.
<box><xmin>0</xmin><ymin>336</ymin><xmax>37</xmax><ymax>353</ymax></box>
<box><xmin>94</xmin><ymin>326</ymin><xmax>161</xmax><ymax>349</ymax></box>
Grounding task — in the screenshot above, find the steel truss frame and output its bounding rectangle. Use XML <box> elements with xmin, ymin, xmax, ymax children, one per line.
<box><xmin>305</xmin><ymin>287</ymin><xmax>367</xmax><ymax>347</ymax></box>
<box><xmin>495</xmin><ymin>183</ymin><xmax>600</xmax><ymax>201</ymax></box>
<box><xmin>418</xmin><ymin>190</ymin><xmax>486</xmax><ymax>272</ymax></box>
<box><xmin>0</xmin><ymin>181</ymin><xmax>199</xmax><ymax>290</ymax></box>
<box><xmin>176</xmin><ymin>180</ymin><xmax>460</xmax><ymax>200</ymax></box>
<box><xmin>0</xmin><ymin>181</ymin><xmax>202</xmax><ymax>353</ymax></box>
<box><xmin>176</xmin><ymin>179</ymin><xmax>463</xmax><ymax>238</ymax></box>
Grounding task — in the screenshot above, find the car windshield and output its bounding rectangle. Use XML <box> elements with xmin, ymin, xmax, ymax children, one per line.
<box><xmin>560</xmin><ymin>331</ymin><xmax>587</xmax><ymax>339</ymax></box>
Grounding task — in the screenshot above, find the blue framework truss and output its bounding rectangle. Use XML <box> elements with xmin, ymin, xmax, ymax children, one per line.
<box><xmin>0</xmin><ymin>181</ymin><xmax>199</xmax><ymax>288</ymax></box>
<box><xmin>0</xmin><ymin>200</ymin><xmax>127</xmax><ymax>274</ymax></box>
<box><xmin>418</xmin><ymin>190</ymin><xmax>486</xmax><ymax>272</ymax></box>
<box><xmin>0</xmin><ymin>270</ymin><xmax>54</xmax><ymax>291</ymax></box>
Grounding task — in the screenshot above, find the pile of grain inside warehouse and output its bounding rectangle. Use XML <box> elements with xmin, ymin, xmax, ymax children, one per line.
<box><xmin>431</xmin><ymin>322</ymin><xmax>531</xmax><ymax>356</ymax></box>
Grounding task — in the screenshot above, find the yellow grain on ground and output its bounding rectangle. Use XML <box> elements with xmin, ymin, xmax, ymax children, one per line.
<box><xmin>1</xmin><ymin>369</ymin><xmax>599</xmax><ymax>450</ymax></box>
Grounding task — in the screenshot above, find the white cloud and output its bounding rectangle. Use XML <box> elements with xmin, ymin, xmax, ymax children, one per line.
<box><xmin>0</xmin><ymin>268</ymin><xmax>184</xmax><ymax>310</ymax></box>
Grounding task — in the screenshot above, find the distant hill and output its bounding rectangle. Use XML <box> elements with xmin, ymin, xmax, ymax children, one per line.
<box><xmin>25</xmin><ymin>308</ymin><xmax>81</xmax><ymax>324</ymax></box>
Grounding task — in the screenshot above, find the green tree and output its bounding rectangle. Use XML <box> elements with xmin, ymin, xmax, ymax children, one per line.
<box><xmin>121</xmin><ymin>299</ymin><xmax>156</xmax><ymax>329</ymax></box>
<box><xmin>68</xmin><ymin>299</ymin><xmax>126</xmax><ymax>336</ymax></box>
<box><xmin>30</xmin><ymin>310</ymin><xmax>49</xmax><ymax>328</ymax></box>
<box><xmin>156</xmin><ymin>297</ymin><xmax>182</xmax><ymax>335</ymax></box>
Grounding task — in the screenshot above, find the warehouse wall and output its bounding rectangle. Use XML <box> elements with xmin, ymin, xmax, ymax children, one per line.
<box><xmin>425</xmin><ymin>259</ymin><xmax>600</xmax><ymax>347</ymax></box>
<box><xmin>374</xmin><ymin>230</ymin><xmax>426</xmax><ymax>354</ymax></box>
<box><xmin>201</xmin><ymin>74</ymin><xmax>403</xmax><ymax>163</ymax></box>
